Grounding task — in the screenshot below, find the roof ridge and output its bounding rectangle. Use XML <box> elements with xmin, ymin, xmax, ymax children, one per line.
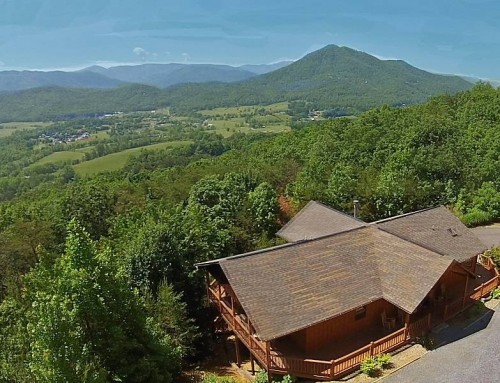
<box><xmin>370</xmin><ymin>205</ymin><xmax>442</xmax><ymax>224</ymax></box>
<box><xmin>196</xmin><ymin>225</ymin><xmax>372</xmax><ymax>268</ymax></box>
<box><xmin>311</xmin><ymin>200</ymin><xmax>367</xmax><ymax>224</ymax></box>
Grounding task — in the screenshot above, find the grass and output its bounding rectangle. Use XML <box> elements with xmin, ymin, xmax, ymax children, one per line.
<box><xmin>73</xmin><ymin>140</ymin><xmax>191</xmax><ymax>176</ymax></box>
<box><xmin>0</xmin><ymin>122</ymin><xmax>49</xmax><ymax>138</ymax></box>
<box><xmin>199</xmin><ymin>102</ymin><xmax>289</xmax><ymax>117</ymax></box>
<box><xmin>34</xmin><ymin>151</ymin><xmax>86</xmax><ymax>166</ymax></box>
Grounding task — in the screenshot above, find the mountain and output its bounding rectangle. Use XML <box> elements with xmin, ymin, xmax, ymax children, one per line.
<box><xmin>0</xmin><ymin>45</ymin><xmax>474</xmax><ymax>121</ymax></box>
<box><xmin>239</xmin><ymin>61</ymin><xmax>293</xmax><ymax>75</ymax></box>
<box><xmin>81</xmin><ymin>63</ymin><xmax>257</xmax><ymax>87</ymax></box>
<box><xmin>0</xmin><ymin>70</ymin><xmax>124</xmax><ymax>91</ymax></box>
<box><xmin>163</xmin><ymin>45</ymin><xmax>473</xmax><ymax>113</ymax></box>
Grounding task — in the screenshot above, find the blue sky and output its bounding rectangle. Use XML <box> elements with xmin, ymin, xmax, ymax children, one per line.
<box><xmin>1</xmin><ymin>0</ymin><xmax>500</xmax><ymax>79</ymax></box>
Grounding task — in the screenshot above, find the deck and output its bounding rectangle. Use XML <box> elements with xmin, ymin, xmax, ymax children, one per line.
<box><xmin>206</xmin><ymin>256</ymin><xmax>499</xmax><ymax>381</ymax></box>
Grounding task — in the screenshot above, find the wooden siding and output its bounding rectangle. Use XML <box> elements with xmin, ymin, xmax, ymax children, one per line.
<box><xmin>285</xmin><ymin>299</ymin><xmax>396</xmax><ymax>353</ymax></box>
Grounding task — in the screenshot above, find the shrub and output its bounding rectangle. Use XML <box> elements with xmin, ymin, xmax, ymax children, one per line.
<box><xmin>461</xmin><ymin>208</ymin><xmax>494</xmax><ymax>227</ymax></box>
<box><xmin>202</xmin><ymin>374</ymin><xmax>237</xmax><ymax>383</ymax></box>
<box><xmin>492</xmin><ymin>288</ymin><xmax>500</xmax><ymax>299</ymax></box>
<box><xmin>360</xmin><ymin>353</ymin><xmax>393</xmax><ymax>376</ymax></box>
<box><xmin>376</xmin><ymin>353</ymin><xmax>392</xmax><ymax>369</ymax></box>
<box><xmin>485</xmin><ymin>247</ymin><xmax>500</xmax><ymax>268</ymax></box>
<box><xmin>360</xmin><ymin>356</ymin><xmax>382</xmax><ymax>377</ymax></box>
<box><xmin>416</xmin><ymin>334</ymin><xmax>436</xmax><ymax>350</ymax></box>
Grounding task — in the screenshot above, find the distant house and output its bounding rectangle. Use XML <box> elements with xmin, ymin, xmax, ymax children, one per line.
<box><xmin>197</xmin><ymin>202</ymin><xmax>499</xmax><ymax>381</ymax></box>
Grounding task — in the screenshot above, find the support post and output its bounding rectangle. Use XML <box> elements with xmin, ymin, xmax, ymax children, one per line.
<box><xmin>330</xmin><ymin>360</ymin><xmax>336</xmax><ymax>380</ymax></box>
<box><xmin>369</xmin><ymin>341</ymin><xmax>374</xmax><ymax>356</ymax></box>
<box><xmin>480</xmin><ymin>283</ymin><xmax>484</xmax><ymax>298</ymax></box>
<box><xmin>266</xmin><ymin>342</ymin><xmax>271</xmax><ymax>383</ymax></box>
<box><xmin>235</xmin><ymin>337</ymin><xmax>241</xmax><ymax>367</ymax></box>
<box><xmin>218</xmin><ymin>284</ymin><xmax>222</xmax><ymax>314</ymax></box>
<box><xmin>250</xmin><ymin>353</ymin><xmax>255</xmax><ymax>375</ymax></box>
<box><xmin>231</xmin><ymin>295</ymin><xmax>236</xmax><ymax>328</ymax></box>
<box><xmin>462</xmin><ymin>275</ymin><xmax>470</xmax><ymax>309</ymax></box>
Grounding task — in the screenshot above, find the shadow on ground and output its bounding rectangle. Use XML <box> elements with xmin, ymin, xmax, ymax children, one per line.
<box><xmin>431</xmin><ymin>306</ymin><xmax>494</xmax><ymax>348</ymax></box>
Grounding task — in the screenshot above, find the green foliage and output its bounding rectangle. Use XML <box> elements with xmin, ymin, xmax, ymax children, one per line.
<box><xmin>492</xmin><ymin>288</ymin><xmax>500</xmax><ymax>299</ymax></box>
<box><xmin>360</xmin><ymin>356</ymin><xmax>382</xmax><ymax>377</ymax></box>
<box><xmin>485</xmin><ymin>247</ymin><xmax>500</xmax><ymax>268</ymax></box>
<box><xmin>254</xmin><ymin>371</ymin><xmax>295</xmax><ymax>383</ymax></box>
<box><xmin>202</xmin><ymin>374</ymin><xmax>237</xmax><ymax>383</ymax></box>
<box><xmin>23</xmin><ymin>220</ymin><xmax>180</xmax><ymax>382</ymax></box>
<box><xmin>360</xmin><ymin>354</ymin><xmax>392</xmax><ymax>377</ymax></box>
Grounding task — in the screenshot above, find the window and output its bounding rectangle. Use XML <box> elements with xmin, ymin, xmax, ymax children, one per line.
<box><xmin>354</xmin><ymin>306</ymin><xmax>366</xmax><ymax>320</ymax></box>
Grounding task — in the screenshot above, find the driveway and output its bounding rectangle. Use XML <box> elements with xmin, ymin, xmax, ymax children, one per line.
<box><xmin>383</xmin><ymin>306</ymin><xmax>500</xmax><ymax>383</ymax></box>
<box><xmin>472</xmin><ymin>225</ymin><xmax>500</xmax><ymax>248</ymax></box>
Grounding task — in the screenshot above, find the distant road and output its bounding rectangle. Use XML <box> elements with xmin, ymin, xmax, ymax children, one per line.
<box><xmin>472</xmin><ymin>225</ymin><xmax>500</xmax><ymax>248</ymax></box>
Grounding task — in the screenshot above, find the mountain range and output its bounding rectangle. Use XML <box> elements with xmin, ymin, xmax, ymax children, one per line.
<box><xmin>0</xmin><ymin>62</ymin><xmax>292</xmax><ymax>91</ymax></box>
<box><xmin>0</xmin><ymin>45</ymin><xmax>474</xmax><ymax>122</ymax></box>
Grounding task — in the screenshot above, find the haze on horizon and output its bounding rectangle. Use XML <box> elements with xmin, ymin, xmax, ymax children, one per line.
<box><xmin>1</xmin><ymin>0</ymin><xmax>500</xmax><ymax>80</ymax></box>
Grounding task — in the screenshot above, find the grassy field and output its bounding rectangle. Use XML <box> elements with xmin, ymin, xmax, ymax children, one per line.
<box><xmin>0</xmin><ymin>122</ymin><xmax>50</xmax><ymax>138</ymax></box>
<box><xmin>34</xmin><ymin>151</ymin><xmax>86</xmax><ymax>166</ymax></box>
<box><xmin>73</xmin><ymin>140</ymin><xmax>191</xmax><ymax>176</ymax></box>
<box><xmin>199</xmin><ymin>102</ymin><xmax>289</xmax><ymax>117</ymax></box>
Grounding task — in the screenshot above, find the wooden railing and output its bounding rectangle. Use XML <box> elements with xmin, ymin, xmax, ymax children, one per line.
<box><xmin>269</xmin><ymin>354</ymin><xmax>332</xmax><ymax>380</ymax></box>
<box><xmin>207</xmin><ymin>283</ymin><xmax>268</xmax><ymax>366</ymax></box>
<box><xmin>470</xmin><ymin>275</ymin><xmax>499</xmax><ymax>301</ymax></box>
<box><xmin>207</xmin><ymin>263</ymin><xmax>500</xmax><ymax>381</ymax></box>
<box><xmin>408</xmin><ymin>313</ymin><xmax>431</xmax><ymax>338</ymax></box>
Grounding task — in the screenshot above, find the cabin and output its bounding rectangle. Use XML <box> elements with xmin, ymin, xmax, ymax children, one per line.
<box><xmin>196</xmin><ymin>202</ymin><xmax>499</xmax><ymax>381</ymax></box>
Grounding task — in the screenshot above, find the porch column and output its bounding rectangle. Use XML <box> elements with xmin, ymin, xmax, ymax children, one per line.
<box><xmin>250</xmin><ymin>353</ymin><xmax>255</xmax><ymax>375</ymax></box>
<box><xmin>462</xmin><ymin>274</ymin><xmax>470</xmax><ymax>309</ymax></box>
<box><xmin>266</xmin><ymin>341</ymin><xmax>271</xmax><ymax>383</ymax></box>
<box><xmin>235</xmin><ymin>337</ymin><xmax>241</xmax><ymax>367</ymax></box>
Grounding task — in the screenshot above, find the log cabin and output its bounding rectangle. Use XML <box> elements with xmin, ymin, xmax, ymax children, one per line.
<box><xmin>196</xmin><ymin>202</ymin><xmax>499</xmax><ymax>380</ymax></box>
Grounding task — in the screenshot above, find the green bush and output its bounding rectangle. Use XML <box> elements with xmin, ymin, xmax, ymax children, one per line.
<box><xmin>255</xmin><ymin>371</ymin><xmax>295</xmax><ymax>383</ymax></box>
<box><xmin>376</xmin><ymin>353</ymin><xmax>392</xmax><ymax>369</ymax></box>
<box><xmin>202</xmin><ymin>373</ymin><xmax>237</xmax><ymax>383</ymax></box>
<box><xmin>492</xmin><ymin>288</ymin><xmax>500</xmax><ymax>299</ymax></box>
<box><xmin>360</xmin><ymin>356</ymin><xmax>381</xmax><ymax>377</ymax></box>
<box><xmin>485</xmin><ymin>247</ymin><xmax>500</xmax><ymax>268</ymax></box>
<box><xmin>461</xmin><ymin>208</ymin><xmax>494</xmax><ymax>227</ymax></box>
<box><xmin>360</xmin><ymin>354</ymin><xmax>393</xmax><ymax>376</ymax></box>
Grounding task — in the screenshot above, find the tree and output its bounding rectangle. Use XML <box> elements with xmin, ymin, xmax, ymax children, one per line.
<box><xmin>24</xmin><ymin>219</ymin><xmax>179</xmax><ymax>382</ymax></box>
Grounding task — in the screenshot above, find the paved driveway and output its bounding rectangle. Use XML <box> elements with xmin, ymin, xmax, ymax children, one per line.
<box><xmin>472</xmin><ymin>226</ymin><xmax>500</xmax><ymax>248</ymax></box>
<box><xmin>383</xmin><ymin>307</ymin><xmax>500</xmax><ymax>383</ymax></box>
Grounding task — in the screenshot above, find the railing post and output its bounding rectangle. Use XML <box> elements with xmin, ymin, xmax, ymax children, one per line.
<box><xmin>403</xmin><ymin>323</ymin><xmax>408</xmax><ymax>339</ymax></box>
<box><xmin>266</xmin><ymin>342</ymin><xmax>271</xmax><ymax>383</ymax></box>
<box><xmin>480</xmin><ymin>283</ymin><xmax>484</xmax><ymax>298</ymax></box>
<box><xmin>369</xmin><ymin>341</ymin><xmax>374</xmax><ymax>356</ymax></box>
<box><xmin>330</xmin><ymin>360</ymin><xmax>335</xmax><ymax>380</ymax></box>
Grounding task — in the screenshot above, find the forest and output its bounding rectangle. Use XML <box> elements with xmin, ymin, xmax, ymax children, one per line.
<box><xmin>0</xmin><ymin>83</ymin><xmax>499</xmax><ymax>382</ymax></box>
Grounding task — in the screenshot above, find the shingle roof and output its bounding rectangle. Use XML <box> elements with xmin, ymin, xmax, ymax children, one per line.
<box><xmin>198</xmin><ymin>204</ymin><xmax>487</xmax><ymax>341</ymax></box>
<box><xmin>374</xmin><ymin>206</ymin><xmax>488</xmax><ymax>262</ymax></box>
<box><xmin>216</xmin><ymin>226</ymin><xmax>453</xmax><ymax>341</ymax></box>
<box><xmin>277</xmin><ymin>201</ymin><xmax>366</xmax><ymax>242</ymax></box>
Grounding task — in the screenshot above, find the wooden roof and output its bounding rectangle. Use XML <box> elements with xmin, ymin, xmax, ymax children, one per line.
<box><xmin>277</xmin><ymin>201</ymin><xmax>366</xmax><ymax>242</ymax></box>
<box><xmin>197</xmin><ymin>204</ymin><xmax>486</xmax><ymax>341</ymax></box>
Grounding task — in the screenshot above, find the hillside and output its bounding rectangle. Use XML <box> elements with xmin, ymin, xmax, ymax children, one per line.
<box><xmin>0</xmin><ymin>84</ymin><xmax>168</xmax><ymax>122</ymax></box>
<box><xmin>0</xmin><ymin>45</ymin><xmax>474</xmax><ymax>121</ymax></box>
<box><xmin>164</xmin><ymin>45</ymin><xmax>473</xmax><ymax>113</ymax></box>
<box><xmin>0</xmin><ymin>70</ymin><xmax>125</xmax><ymax>91</ymax></box>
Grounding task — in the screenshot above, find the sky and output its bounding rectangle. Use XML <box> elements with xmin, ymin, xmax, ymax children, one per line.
<box><xmin>1</xmin><ymin>0</ymin><xmax>500</xmax><ymax>79</ymax></box>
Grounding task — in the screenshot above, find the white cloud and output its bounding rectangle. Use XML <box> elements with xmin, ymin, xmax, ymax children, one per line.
<box><xmin>133</xmin><ymin>46</ymin><xmax>148</xmax><ymax>57</ymax></box>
